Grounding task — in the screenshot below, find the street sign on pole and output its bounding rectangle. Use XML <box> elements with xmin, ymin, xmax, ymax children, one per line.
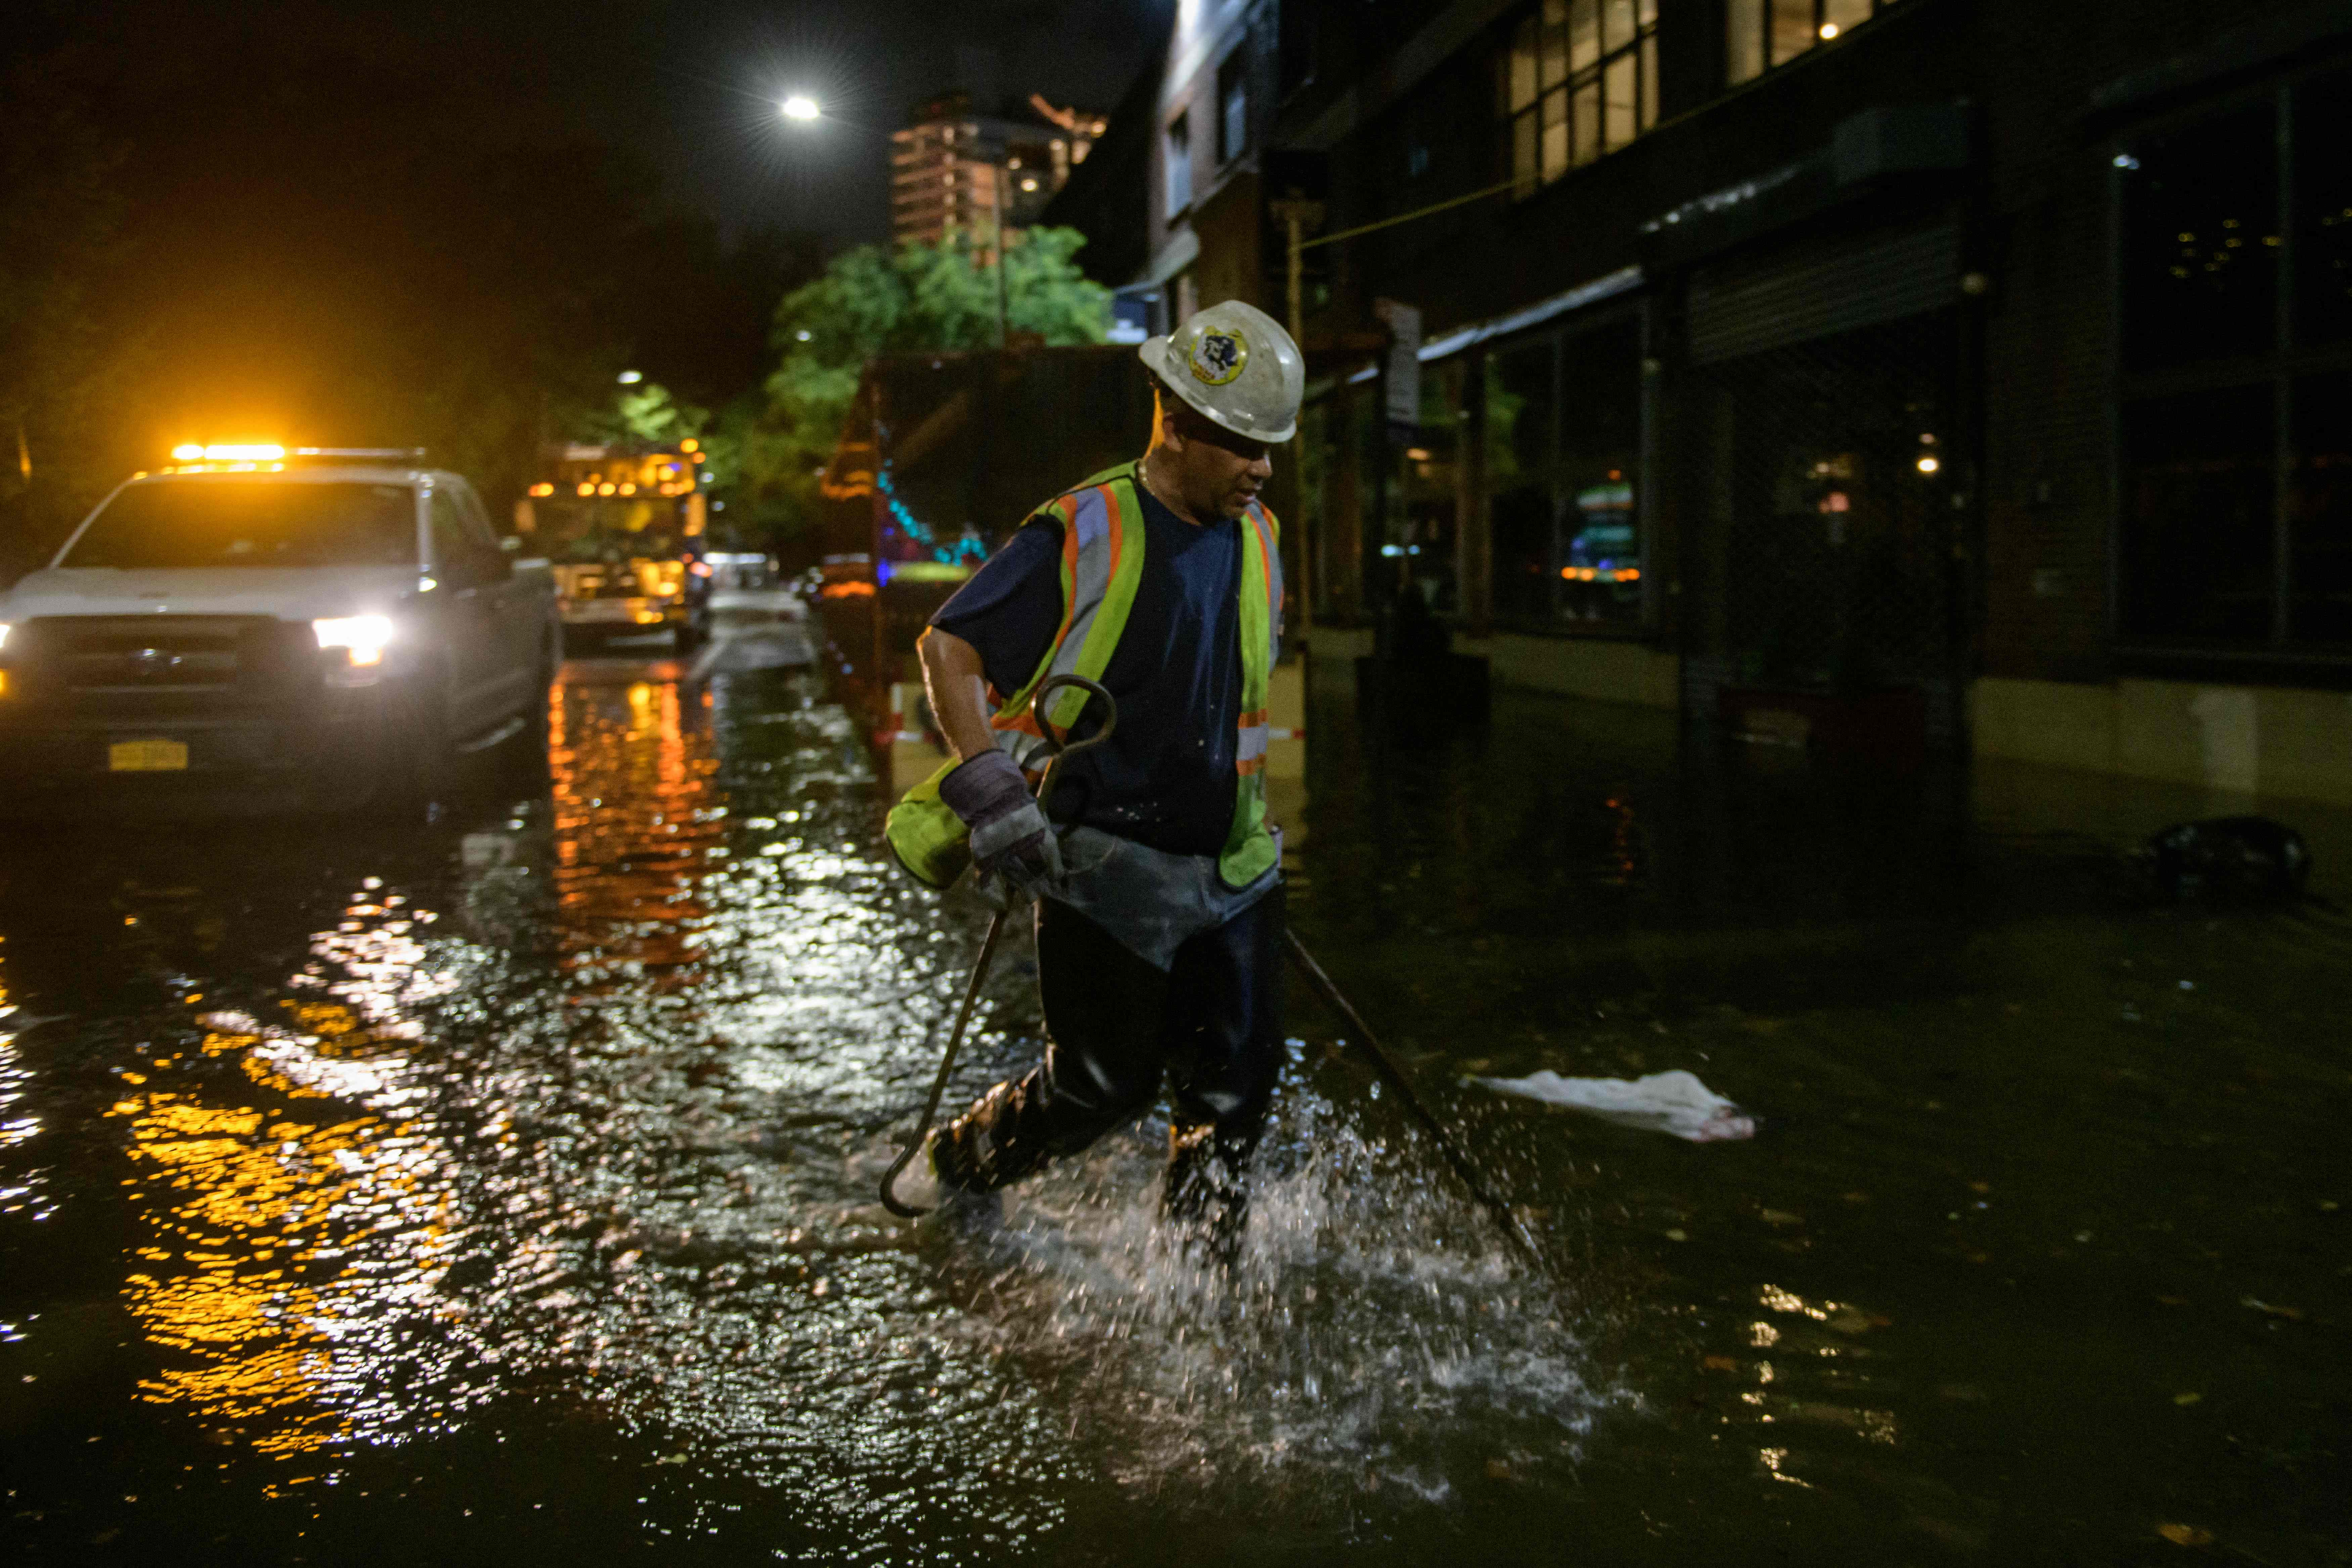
<box><xmin>1374</xmin><ymin>299</ymin><xmax>1422</xmax><ymax>430</ymax></box>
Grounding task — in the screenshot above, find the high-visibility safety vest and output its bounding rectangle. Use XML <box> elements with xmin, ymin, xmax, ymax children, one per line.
<box><xmin>885</xmin><ymin>460</ymin><xmax>1283</xmax><ymax>893</ymax></box>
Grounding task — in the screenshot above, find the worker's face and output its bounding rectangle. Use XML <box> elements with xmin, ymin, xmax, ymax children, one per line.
<box><xmin>1163</xmin><ymin>406</ymin><xmax>1275</xmax><ymax>520</ymax></box>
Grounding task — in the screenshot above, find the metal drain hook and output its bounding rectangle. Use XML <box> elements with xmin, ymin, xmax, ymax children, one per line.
<box><xmin>1284</xmin><ymin>932</ymin><xmax>1548</xmax><ymax>1270</ymax></box>
<box><xmin>881</xmin><ymin>674</ymin><xmax>1116</xmax><ymax>1218</ymax></box>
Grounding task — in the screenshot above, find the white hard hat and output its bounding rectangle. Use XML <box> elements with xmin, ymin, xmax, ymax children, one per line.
<box><xmin>1139</xmin><ymin>299</ymin><xmax>1305</xmax><ymax>445</ymax></box>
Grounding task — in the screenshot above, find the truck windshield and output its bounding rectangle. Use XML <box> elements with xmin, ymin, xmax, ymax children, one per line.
<box><xmin>60</xmin><ymin>481</ymin><xmax>417</xmax><ymax>570</ymax></box>
<box><xmin>532</xmin><ymin>506</ymin><xmax>687</xmax><ymax>565</ymax></box>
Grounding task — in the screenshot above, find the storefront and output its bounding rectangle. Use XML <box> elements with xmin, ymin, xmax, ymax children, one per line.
<box><xmin>1674</xmin><ymin>218</ymin><xmax>1973</xmax><ymax>756</ymax></box>
<box><xmin>1292</xmin><ymin>267</ymin><xmax>1669</xmax><ymax>703</ymax></box>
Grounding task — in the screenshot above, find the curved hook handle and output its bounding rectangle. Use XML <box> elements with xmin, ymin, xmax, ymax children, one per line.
<box><xmin>1029</xmin><ymin>674</ymin><xmax>1118</xmax><ymax>759</ymax></box>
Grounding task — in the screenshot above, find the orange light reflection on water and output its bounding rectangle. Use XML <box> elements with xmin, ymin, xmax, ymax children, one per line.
<box><xmin>110</xmin><ymin>995</ymin><xmax>455</xmax><ymax>1457</ymax></box>
<box><xmin>549</xmin><ymin>665</ymin><xmax>726</xmax><ymax>987</ymax></box>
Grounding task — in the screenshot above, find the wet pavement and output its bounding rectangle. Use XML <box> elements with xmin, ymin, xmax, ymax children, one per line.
<box><xmin>3</xmin><ymin>634</ymin><xmax>2349</xmax><ymax>1564</ymax></box>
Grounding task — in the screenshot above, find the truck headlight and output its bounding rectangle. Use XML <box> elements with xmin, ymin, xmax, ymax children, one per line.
<box><xmin>313</xmin><ymin>615</ymin><xmax>392</xmax><ymax>667</ymax></box>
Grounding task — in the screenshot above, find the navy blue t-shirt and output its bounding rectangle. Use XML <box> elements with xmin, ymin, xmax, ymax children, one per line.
<box><xmin>929</xmin><ymin>482</ymin><xmax>1251</xmax><ymax>858</ymax></box>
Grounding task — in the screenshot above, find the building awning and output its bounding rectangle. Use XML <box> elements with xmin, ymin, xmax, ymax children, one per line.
<box><xmin>1416</xmin><ymin>265</ymin><xmax>1644</xmax><ymax>364</ymax></box>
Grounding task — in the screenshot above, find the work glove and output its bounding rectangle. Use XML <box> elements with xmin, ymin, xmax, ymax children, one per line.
<box><xmin>937</xmin><ymin>748</ymin><xmax>1063</xmax><ymax>902</ymax></box>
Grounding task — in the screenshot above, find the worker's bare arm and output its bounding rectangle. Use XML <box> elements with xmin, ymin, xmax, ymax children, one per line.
<box><xmin>917</xmin><ymin>626</ymin><xmax>1001</xmax><ymax>763</ymax></box>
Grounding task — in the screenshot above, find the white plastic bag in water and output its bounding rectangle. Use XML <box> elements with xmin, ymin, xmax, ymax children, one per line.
<box><xmin>1475</xmin><ymin>1068</ymin><xmax>1758</xmax><ymax>1142</ymax></box>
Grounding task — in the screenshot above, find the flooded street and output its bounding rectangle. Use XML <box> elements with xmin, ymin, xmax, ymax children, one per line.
<box><xmin>3</xmin><ymin>644</ymin><xmax>2349</xmax><ymax>1565</ymax></box>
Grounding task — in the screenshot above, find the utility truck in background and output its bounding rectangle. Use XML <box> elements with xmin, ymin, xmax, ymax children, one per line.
<box><xmin>515</xmin><ymin>441</ymin><xmax>713</xmax><ymax>651</ymax></box>
<box><xmin>0</xmin><ymin>445</ymin><xmax>559</xmax><ymax>813</ymax></box>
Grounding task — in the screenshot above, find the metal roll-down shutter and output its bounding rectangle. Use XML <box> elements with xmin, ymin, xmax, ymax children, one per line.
<box><xmin>1688</xmin><ymin>221</ymin><xmax>1962</xmax><ymax>365</ymax></box>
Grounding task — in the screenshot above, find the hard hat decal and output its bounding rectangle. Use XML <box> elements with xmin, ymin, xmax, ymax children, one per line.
<box><xmin>1188</xmin><ymin>327</ymin><xmax>1249</xmax><ymax>387</ymax></box>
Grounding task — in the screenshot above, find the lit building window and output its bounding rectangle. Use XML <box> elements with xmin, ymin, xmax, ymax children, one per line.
<box><xmin>1726</xmin><ymin>0</ymin><xmax>1898</xmax><ymax>86</ymax></box>
<box><xmin>2117</xmin><ymin>69</ymin><xmax>2352</xmax><ymax>649</ymax></box>
<box><xmin>1501</xmin><ymin>0</ymin><xmax>1659</xmax><ymax>193</ymax></box>
<box><xmin>1218</xmin><ymin>49</ymin><xmax>1251</xmax><ymax>164</ymax></box>
<box><xmin>1166</xmin><ymin>108</ymin><xmax>1194</xmax><ymax>215</ymax></box>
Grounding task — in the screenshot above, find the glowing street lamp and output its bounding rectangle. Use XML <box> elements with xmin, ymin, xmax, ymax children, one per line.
<box><xmin>781</xmin><ymin>95</ymin><xmax>820</xmax><ymax>122</ymax></box>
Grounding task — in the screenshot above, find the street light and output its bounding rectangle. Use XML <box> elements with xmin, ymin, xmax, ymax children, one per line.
<box><xmin>781</xmin><ymin>95</ymin><xmax>820</xmax><ymax>121</ymax></box>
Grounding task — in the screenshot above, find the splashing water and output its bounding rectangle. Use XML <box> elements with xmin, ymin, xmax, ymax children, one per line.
<box><xmin>919</xmin><ymin>1082</ymin><xmax>1622</xmax><ymax>1514</ymax></box>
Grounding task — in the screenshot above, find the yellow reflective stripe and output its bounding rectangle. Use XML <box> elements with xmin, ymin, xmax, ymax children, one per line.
<box><xmin>1219</xmin><ymin>496</ymin><xmax>1280</xmax><ymax>886</ymax></box>
<box><xmin>987</xmin><ymin>467</ymin><xmax>1148</xmax><ymax>764</ymax></box>
<box><xmin>1048</xmin><ymin>483</ymin><xmax>1136</xmax><ymax>731</ymax></box>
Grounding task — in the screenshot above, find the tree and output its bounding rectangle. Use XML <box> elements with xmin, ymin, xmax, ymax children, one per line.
<box><xmin>737</xmin><ymin>227</ymin><xmax>1110</xmax><ymax>537</ymax></box>
<box><xmin>0</xmin><ymin>55</ymin><xmax>127</xmax><ymax>558</ymax></box>
<box><xmin>590</xmin><ymin>382</ymin><xmax>710</xmax><ymax>450</ymax></box>
<box><xmin>0</xmin><ymin>0</ymin><xmax>791</xmax><ymax>562</ymax></box>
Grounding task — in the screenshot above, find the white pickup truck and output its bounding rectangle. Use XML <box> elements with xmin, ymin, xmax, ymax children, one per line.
<box><xmin>0</xmin><ymin>449</ymin><xmax>559</xmax><ymax>811</ymax></box>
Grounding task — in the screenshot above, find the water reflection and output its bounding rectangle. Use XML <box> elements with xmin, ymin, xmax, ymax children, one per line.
<box><xmin>7</xmin><ymin>655</ymin><xmax>2349</xmax><ymax>1560</ymax></box>
<box><xmin>0</xmin><ymin>975</ymin><xmax>45</xmax><ymax>1222</ymax></box>
<box><xmin>81</xmin><ymin>653</ymin><xmax>1606</xmax><ymax>1540</ymax></box>
<box><xmin>110</xmin><ymin>987</ymin><xmax>463</xmax><ymax>1456</ymax></box>
<box><xmin>551</xmin><ymin>669</ymin><xmax>726</xmax><ymax>985</ymax></box>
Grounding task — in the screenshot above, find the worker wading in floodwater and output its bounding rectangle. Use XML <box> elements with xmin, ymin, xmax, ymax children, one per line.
<box><xmin>883</xmin><ymin>300</ymin><xmax>1304</xmax><ymax>1262</ymax></box>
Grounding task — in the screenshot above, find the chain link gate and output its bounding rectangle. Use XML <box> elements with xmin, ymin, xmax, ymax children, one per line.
<box><xmin>1679</xmin><ymin>306</ymin><xmax>1968</xmax><ymax>758</ymax></box>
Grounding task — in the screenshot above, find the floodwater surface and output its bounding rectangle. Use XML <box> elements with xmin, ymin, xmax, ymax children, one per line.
<box><xmin>2</xmin><ymin>649</ymin><xmax>2348</xmax><ymax>1564</ymax></box>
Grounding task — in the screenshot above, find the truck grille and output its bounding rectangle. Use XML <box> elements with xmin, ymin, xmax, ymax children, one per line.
<box><xmin>552</xmin><ymin>563</ymin><xmax>682</xmax><ymax>600</ymax></box>
<box><xmin>21</xmin><ymin>616</ymin><xmax>312</xmax><ymax>694</ymax></box>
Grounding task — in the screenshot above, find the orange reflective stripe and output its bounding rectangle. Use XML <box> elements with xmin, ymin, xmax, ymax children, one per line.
<box><xmin>1238</xmin><ymin>708</ymin><xmax>1268</xmax><ymax>727</ymax></box>
<box><xmin>1237</xmin><ymin>756</ymin><xmax>1267</xmax><ymax>777</ymax></box>
<box><xmin>1243</xmin><ymin>503</ymin><xmax>1280</xmax><ymax>627</ymax></box>
<box><xmin>1099</xmin><ymin>484</ymin><xmax>1124</xmax><ymax>602</ymax></box>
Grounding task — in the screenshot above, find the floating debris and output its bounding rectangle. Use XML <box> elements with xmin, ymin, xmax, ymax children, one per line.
<box><xmin>1476</xmin><ymin>1069</ymin><xmax>1758</xmax><ymax>1141</ymax></box>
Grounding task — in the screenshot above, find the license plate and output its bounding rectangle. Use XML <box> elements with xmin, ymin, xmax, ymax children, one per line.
<box><xmin>109</xmin><ymin>739</ymin><xmax>189</xmax><ymax>772</ymax></box>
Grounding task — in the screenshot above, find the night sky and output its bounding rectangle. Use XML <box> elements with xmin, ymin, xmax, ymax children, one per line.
<box><xmin>9</xmin><ymin>0</ymin><xmax>1164</xmax><ymax>247</ymax></box>
<box><xmin>0</xmin><ymin>0</ymin><xmax>1169</xmax><ymax>522</ymax></box>
<box><xmin>0</xmin><ymin>0</ymin><xmax>1170</xmax><ymax>249</ymax></box>
<box><xmin>617</xmin><ymin>0</ymin><xmax>1171</xmax><ymax>243</ymax></box>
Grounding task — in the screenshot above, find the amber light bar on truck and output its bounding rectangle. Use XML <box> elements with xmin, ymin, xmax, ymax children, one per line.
<box><xmin>166</xmin><ymin>444</ymin><xmax>428</xmax><ymax>466</ymax></box>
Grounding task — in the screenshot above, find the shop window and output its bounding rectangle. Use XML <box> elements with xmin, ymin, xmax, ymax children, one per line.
<box><xmin>2291</xmin><ymin>372</ymin><xmax>2352</xmax><ymax>643</ymax></box>
<box><xmin>1218</xmin><ymin>51</ymin><xmax>1250</xmax><ymax>165</ymax></box>
<box><xmin>2119</xmin><ymin>103</ymin><xmax>2278</xmax><ymax>375</ymax></box>
<box><xmin>1489</xmin><ymin>337</ymin><xmax>1556</xmax><ymax>621</ymax></box>
<box><xmin>1726</xmin><ymin>0</ymin><xmax>1901</xmax><ymax>86</ymax></box>
<box><xmin>1165</xmin><ymin>109</ymin><xmax>1193</xmax><ymax>216</ymax></box>
<box><xmin>1557</xmin><ymin>318</ymin><xmax>1644</xmax><ymax>625</ymax></box>
<box><xmin>1484</xmin><ymin>316</ymin><xmax>1644</xmax><ymax>628</ymax></box>
<box><xmin>2119</xmin><ymin>388</ymin><xmax>2276</xmax><ymax>644</ymax></box>
<box><xmin>2116</xmin><ymin>70</ymin><xmax>2352</xmax><ymax>653</ymax></box>
<box><xmin>2293</xmin><ymin>70</ymin><xmax>2352</xmax><ymax>347</ymax></box>
<box><xmin>1290</xmin><ymin>377</ymin><xmax>1382</xmax><ymax>625</ymax></box>
<box><xmin>1391</xmin><ymin>362</ymin><xmax>1467</xmax><ymax>617</ymax></box>
<box><xmin>1500</xmin><ymin>0</ymin><xmax>1658</xmax><ymax>193</ymax></box>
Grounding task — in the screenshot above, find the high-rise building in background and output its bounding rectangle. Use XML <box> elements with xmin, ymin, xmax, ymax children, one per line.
<box><xmin>889</xmin><ymin>92</ymin><xmax>1107</xmax><ymax>257</ymax></box>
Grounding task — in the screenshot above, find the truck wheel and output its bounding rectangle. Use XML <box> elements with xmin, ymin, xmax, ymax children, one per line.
<box><xmin>502</xmin><ymin>641</ymin><xmax>557</xmax><ymax>791</ymax></box>
<box><xmin>400</xmin><ymin>681</ymin><xmax>456</xmax><ymax>817</ymax></box>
